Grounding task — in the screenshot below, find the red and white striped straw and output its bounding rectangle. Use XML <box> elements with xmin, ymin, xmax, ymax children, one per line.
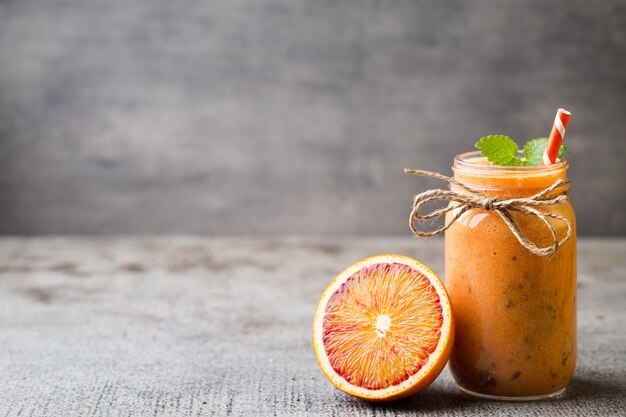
<box><xmin>542</xmin><ymin>108</ymin><xmax>571</xmax><ymax>165</ymax></box>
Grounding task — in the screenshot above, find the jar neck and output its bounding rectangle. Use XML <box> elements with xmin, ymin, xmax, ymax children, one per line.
<box><xmin>452</xmin><ymin>151</ymin><xmax>570</xmax><ymax>198</ymax></box>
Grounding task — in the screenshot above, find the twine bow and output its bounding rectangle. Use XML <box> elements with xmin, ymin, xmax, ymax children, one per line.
<box><xmin>404</xmin><ymin>169</ymin><xmax>572</xmax><ymax>257</ymax></box>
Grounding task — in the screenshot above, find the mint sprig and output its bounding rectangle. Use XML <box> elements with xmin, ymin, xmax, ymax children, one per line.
<box><xmin>523</xmin><ymin>138</ymin><xmax>568</xmax><ymax>166</ymax></box>
<box><xmin>475</xmin><ymin>135</ymin><xmax>568</xmax><ymax>166</ymax></box>
<box><xmin>475</xmin><ymin>135</ymin><xmax>522</xmax><ymax>166</ymax></box>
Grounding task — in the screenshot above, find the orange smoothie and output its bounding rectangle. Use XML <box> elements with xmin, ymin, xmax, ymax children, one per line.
<box><xmin>445</xmin><ymin>152</ymin><xmax>576</xmax><ymax>399</ymax></box>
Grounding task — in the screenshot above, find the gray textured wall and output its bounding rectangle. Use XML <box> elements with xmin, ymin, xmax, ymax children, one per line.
<box><xmin>0</xmin><ymin>0</ymin><xmax>625</xmax><ymax>236</ymax></box>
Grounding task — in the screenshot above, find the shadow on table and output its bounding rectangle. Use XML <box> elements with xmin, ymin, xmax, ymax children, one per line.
<box><xmin>339</xmin><ymin>385</ymin><xmax>475</xmax><ymax>414</ymax></box>
<box><xmin>386</xmin><ymin>386</ymin><xmax>473</xmax><ymax>412</ymax></box>
<box><xmin>564</xmin><ymin>375</ymin><xmax>626</xmax><ymax>401</ymax></box>
<box><xmin>338</xmin><ymin>375</ymin><xmax>625</xmax><ymax>413</ymax></box>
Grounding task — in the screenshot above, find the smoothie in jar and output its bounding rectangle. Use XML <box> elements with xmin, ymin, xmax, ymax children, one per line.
<box><xmin>445</xmin><ymin>152</ymin><xmax>576</xmax><ymax>399</ymax></box>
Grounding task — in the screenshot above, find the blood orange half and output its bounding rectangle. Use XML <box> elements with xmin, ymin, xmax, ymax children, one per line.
<box><xmin>312</xmin><ymin>254</ymin><xmax>454</xmax><ymax>401</ymax></box>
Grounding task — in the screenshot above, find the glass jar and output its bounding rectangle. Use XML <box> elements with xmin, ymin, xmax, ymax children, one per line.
<box><xmin>445</xmin><ymin>151</ymin><xmax>576</xmax><ymax>400</ymax></box>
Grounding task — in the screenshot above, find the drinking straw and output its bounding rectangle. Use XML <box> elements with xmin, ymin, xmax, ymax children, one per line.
<box><xmin>542</xmin><ymin>108</ymin><xmax>571</xmax><ymax>165</ymax></box>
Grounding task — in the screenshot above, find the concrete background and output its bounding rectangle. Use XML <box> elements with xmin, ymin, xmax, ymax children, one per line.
<box><xmin>0</xmin><ymin>0</ymin><xmax>625</xmax><ymax>236</ymax></box>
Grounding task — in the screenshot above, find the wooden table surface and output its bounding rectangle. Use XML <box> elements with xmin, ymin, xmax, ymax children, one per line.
<box><xmin>0</xmin><ymin>237</ymin><xmax>624</xmax><ymax>416</ymax></box>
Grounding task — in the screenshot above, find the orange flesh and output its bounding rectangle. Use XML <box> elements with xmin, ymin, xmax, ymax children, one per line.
<box><xmin>446</xmin><ymin>162</ymin><xmax>576</xmax><ymax>397</ymax></box>
<box><xmin>322</xmin><ymin>263</ymin><xmax>443</xmax><ymax>390</ymax></box>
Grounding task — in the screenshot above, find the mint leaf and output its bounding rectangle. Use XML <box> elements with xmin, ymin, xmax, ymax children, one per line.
<box><xmin>475</xmin><ymin>135</ymin><xmax>522</xmax><ymax>166</ymax></box>
<box><xmin>523</xmin><ymin>137</ymin><xmax>548</xmax><ymax>166</ymax></box>
<box><xmin>523</xmin><ymin>137</ymin><xmax>569</xmax><ymax>166</ymax></box>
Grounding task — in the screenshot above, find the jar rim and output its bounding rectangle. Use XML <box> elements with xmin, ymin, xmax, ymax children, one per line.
<box><xmin>453</xmin><ymin>151</ymin><xmax>568</xmax><ymax>174</ymax></box>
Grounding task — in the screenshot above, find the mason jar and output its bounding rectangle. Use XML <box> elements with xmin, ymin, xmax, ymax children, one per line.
<box><xmin>445</xmin><ymin>151</ymin><xmax>576</xmax><ymax>400</ymax></box>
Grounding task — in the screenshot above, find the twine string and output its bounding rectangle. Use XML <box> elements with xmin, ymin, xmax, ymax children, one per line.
<box><xmin>404</xmin><ymin>168</ymin><xmax>572</xmax><ymax>257</ymax></box>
